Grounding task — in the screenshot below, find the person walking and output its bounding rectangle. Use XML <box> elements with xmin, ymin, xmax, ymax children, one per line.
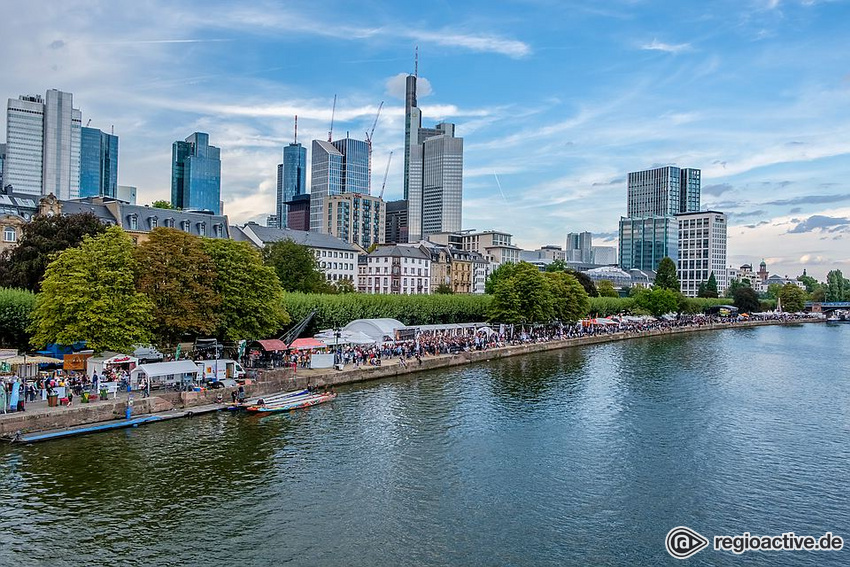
<box><xmin>0</xmin><ymin>379</ymin><xmax>7</xmax><ymax>414</ymax></box>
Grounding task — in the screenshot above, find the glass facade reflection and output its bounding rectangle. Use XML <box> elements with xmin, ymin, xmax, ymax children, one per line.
<box><xmin>171</xmin><ymin>132</ymin><xmax>221</xmax><ymax>214</ymax></box>
<box><xmin>310</xmin><ymin>137</ymin><xmax>369</xmax><ymax>233</ymax></box>
<box><xmin>277</xmin><ymin>143</ymin><xmax>306</xmax><ymax>228</ymax></box>
<box><xmin>619</xmin><ymin>216</ymin><xmax>678</xmax><ymax>272</ymax></box>
<box><xmin>79</xmin><ymin>126</ymin><xmax>118</xmax><ymax>198</ymax></box>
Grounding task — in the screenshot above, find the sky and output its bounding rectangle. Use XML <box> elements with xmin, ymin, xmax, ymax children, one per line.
<box><xmin>1</xmin><ymin>0</ymin><xmax>849</xmax><ymax>280</ymax></box>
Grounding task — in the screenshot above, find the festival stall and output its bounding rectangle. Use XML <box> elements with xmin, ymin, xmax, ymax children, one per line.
<box><xmin>130</xmin><ymin>360</ymin><xmax>200</xmax><ymax>390</ymax></box>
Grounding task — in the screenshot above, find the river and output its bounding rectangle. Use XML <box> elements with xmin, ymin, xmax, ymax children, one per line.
<box><xmin>1</xmin><ymin>323</ymin><xmax>848</xmax><ymax>566</ymax></box>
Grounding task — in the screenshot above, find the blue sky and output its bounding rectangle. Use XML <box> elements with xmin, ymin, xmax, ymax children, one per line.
<box><xmin>2</xmin><ymin>0</ymin><xmax>849</xmax><ymax>279</ymax></box>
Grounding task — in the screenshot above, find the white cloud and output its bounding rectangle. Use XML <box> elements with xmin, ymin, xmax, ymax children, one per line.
<box><xmin>385</xmin><ymin>73</ymin><xmax>432</xmax><ymax>100</ymax></box>
<box><xmin>640</xmin><ymin>39</ymin><xmax>692</xmax><ymax>54</ymax></box>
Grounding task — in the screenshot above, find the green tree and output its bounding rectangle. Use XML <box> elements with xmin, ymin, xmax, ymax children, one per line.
<box><xmin>825</xmin><ymin>269</ymin><xmax>848</xmax><ymax>301</ymax></box>
<box><xmin>151</xmin><ymin>200</ymin><xmax>173</xmax><ymax>209</ymax></box>
<box><xmin>30</xmin><ymin>226</ymin><xmax>153</xmax><ymax>352</ymax></box>
<box><xmin>596</xmin><ymin>279</ymin><xmax>619</xmax><ymax>298</ymax></box>
<box><xmin>778</xmin><ymin>283</ymin><xmax>805</xmax><ymax>312</ymax></box>
<box><xmin>0</xmin><ymin>288</ymin><xmax>36</xmax><ymax>349</ymax></box>
<box><xmin>332</xmin><ymin>279</ymin><xmax>357</xmax><ymax>294</ymax></box>
<box><xmin>264</xmin><ymin>239</ymin><xmax>333</xmax><ymax>294</ymax></box>
<box><xmin>544</xmin><ymin>271</ymin><xmax>589</xmax><ymax>322</ymax></box>
<box><xmin>733</xmin><ymin>286</ymin><xmax>760</xmax><ymax>313</ymax></box>
<box><xmin>566</xmin><ymin>269</ymin><xmax>598</xmax><ymax>297</ymax></box>
<box><xmin>434</xmin><ymin>283</ymin><xmax>454</xmax><ymax>294</ymax></box>
<box><xmin>544</xmin><ymin>259</ymin><xmax>567</xmax><ymax>272</ymax></box>
<box><xmin>632</xmin><ymin>287</ymin><xmax>680</xmax><ymax>317</ymax></box>
<box><xmin>489</xmin><ymin>262</ymin><xmax>552</xmax><ymax>323</ymax></box>
<box><xmin>698</xmin><ymin>272</ymin><xmax>719</xmax><ymax>298</ymax></box>
<box><xmin>485</xmin><ymin>262</ymin><xmax>518</xmax><ymax>295</ymax></box>
<box><xmin>0</xmin><ymin>212</ymin><xmax>106</xmax><ymax>292</ymax></box>
<box><xmin>811</xmin><ymin>286</ymin><xmax>825</xmax><ymax>302</ymax></box>
<box><xmin>202</xmin><ymin>239</ymin><xmax>290</xmax><ymax>340</ymax></box>
<box><xmin>766</xmin><ymin>283</ymin><xmax>783</xmax><ymax>300</ymax></box>
<box><xmin>654</xmin><ymin>257</ymin><xmax>680</xmax><ymax>291</ymax></box>
<box><xmin>134</xmin><ymin>227</ymin><xmax>221</xmax><ymax>346</ymax></box>
<box><xmin>797</xmin><ymin>274</ymin><xmax>818</xmax><ymax>294</ymax></box>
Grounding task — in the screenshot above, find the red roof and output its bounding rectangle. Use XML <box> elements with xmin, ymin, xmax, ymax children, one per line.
<box><xmin>288</xmin><ymin>338</ymin><xmax>326</xmax><ymax>350</ymax></box>
<box><xmin>254</xmin><ymin>339</ymin><xmax>288</xmax><ymax>352</ymax></box>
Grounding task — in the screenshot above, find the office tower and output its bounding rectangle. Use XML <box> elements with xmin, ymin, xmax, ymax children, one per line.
<box><xmin>310</xmin><ymin>137</ymin><xmax>370</xmax><ymax>233</ymax></box>
<box><xmin>171</xmin><ymin>132</ymin><xmax>221</xmax><ymax>214</ymax></box>
<box><xmin>566</xmin><ymin>231</ymin><xmax>593</xmax><ymax>263</ymax></box>
<box><xmin>276</xmin><ymin>140</ymin><xmax>306</xmax><ymax>229</ymax></box>
<box><xmin>266</xmin><ymin>214</ymin><xmax>279</xmax><ymax>228</ymax></box>
<box><xmin>80</xmin><ymin>126</ymin><xmax>118</xmax><ymax>198</ymax></box>
<box><xmin>676</xmin><ymin>211</ymin><xmax>727</xmax><ymax>297</ymax></box>
<box><xmin>403</xmin><ymin>73</ymin><xmax>463</xmax><ymax>242</ymax></box>
<box><xmin>0</xmin><ymin>144</ymin><xmax>5</xmax><ymax>189</ymax></box>
<box><xmin>591</xmin><ymin>246</ymin><xmax>617</xmax><ymax>265</ymax></box>
<box><xmin>286</xmin><ymin>194</ymin><xmax>311</xmax><ymax>231</ymax></box>
<box><xmin>116</xmin><ymin>185</ymin><xmax>137</xmax><ymax>204</ymax></box>
<box><xmin>5</xmin><ymin>90</ymin><xmax>82</xmax><ymax>198</ymax></box>
<box><xmin>385</xmin><ymin>199</ymin><xmax>409</xmax><ymax>243</ymax></box>
<box><xmin>620</xmin><ymin>165</ymin><xmax>701</xmax><ymax>272</ymax></box>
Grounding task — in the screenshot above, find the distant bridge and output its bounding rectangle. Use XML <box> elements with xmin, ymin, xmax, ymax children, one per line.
<box><xmin>805</xmin><ymin>301</ymin><xmax>850</xmax><ymax>313</ymax></box>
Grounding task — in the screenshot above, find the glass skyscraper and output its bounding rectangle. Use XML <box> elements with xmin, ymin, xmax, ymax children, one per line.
<box><xmin>171</xmin><ymin>132</ymin><xmax>221</xmax><ymax>214</ymax></box>
<box><xmin>404</xmin><ymin>74</ymin><xmax>463</xmax><ymax>242</ymax></box>
<box><xmin>276</xmin><ymin>142</ymin><xmax>306</xmax><ymax>228</ymax></box>
<box><xmin>619</xmin><ymin>166</ymin><xmax>701</xmax><ymax>272</ymax></box>
<box><xmin>5</xmin><ymin>90</ymin><xmax>81</xmax><ymax>199</ymax></box>
<box><xmin>310</xmin><ymin>137</ymin><xmax>369</xmax><ymax>233</ymax></box>
<box><xmin>79</xmin><ymin>126</ymin><xmax>118</xmax><ymax>198</ymax></box>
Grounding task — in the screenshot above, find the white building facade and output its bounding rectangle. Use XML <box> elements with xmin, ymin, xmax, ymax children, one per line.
<box><xmin>361</xmin><ymin>245</ymin><xmax>431</xmax><ymax>295</ymax></box>
<box><xmin>676</xmin><ymin>210</ymin><xmax>728</xmax><ymax>297</ymax></box>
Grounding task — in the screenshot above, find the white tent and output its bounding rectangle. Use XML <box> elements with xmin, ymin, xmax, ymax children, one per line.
<box><xmin>314</xmin><ymin>329</ymin><xmax>377</xmax><ymax>345</ymax></box>
<box><xmin>130</xmin><ymin>360</ymin><xmax>200</xmax><ymax>388</ymax></box>
<box><xmin>342</xmin><ymin>318</ymin><xmax>404</xmax><ymax>343</ymax></box>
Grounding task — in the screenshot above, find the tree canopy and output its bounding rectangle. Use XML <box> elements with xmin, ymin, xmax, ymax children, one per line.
<box><xmin>632</xmin><ymin>287</ymin><xmax>680</xmax><ymax>317</ymax></box>
<box><xmin>698</xmin><ymin>272</ymin><xmax>719</xmax><ymax>298</ymax></box>
<box><xmin>544</xmin><ymin>259</ymin><xmax>567</xmax><ymax>272</ymax></box>
<box><xmin>30</xmin><ymin>226</ymin><xmax>153</xmax><ymax>352</ymax></box>
<box><xmin>150</xmin><ymin>200</ymin><xmax>174</xmax><ymax>209</ymax></box>
<box><xmin>263</xmin><ymin>239</ymin><xmax>333</xmax><ymax>294</ymax></box>
<box><xmin>544</xmin><ymin>271</ymin><xmax>590</xmax><ymax>322</ymax></box>
<box><xmin>566</xmin><ymin>269</ymin><xmax>598</xmax><ymax>297</ymax></box>
<box><xmin>733</xmin><ymin>286</ymin><xmax>760</xmax><ymax>313</ymax></box>
<box><xmin>0</xmin><ymin>212</ymin><xmax>105</xmax><ymax>292</ymax></box>
<box><xmin>596</xmin><ymin>279</ymin><xmax>619</xmax><ymax>298</ymax></box>
<box><xmin>778</xmin><ymin>283</ymin><xmax>805</xmax><ymax>312</ymax></box>
<box><xmin>489</xmin><ymin>262</ymin><xmax>553</xmax><ymax>324</ymax></box>
<box><xmin>134</xmin><ymin>227</ymin><xmax>221</xmax><ymax>346</ymax></box>
<box><xmin>484</xmin><ymin>262</ymin><xmax>518</xmax><ymax>295</ymax></box>
<box><xmin>0</xmin><ymin>287</ymin><xmax>36</xmax><ymax>349</ymax></box>
<box><xmin>654</xmin><ymin>257</ymin><xmax>680</xmax><ymax>291</ymax></box>
<box><xmin>202</xmin><ymin>239</ymin><xmax>289</xmax><ymax>341</ymax></box>
<box><xmin>825</xmin><ymin>270</ymin><xmax>848</xmax><ymax>301</ymax></box>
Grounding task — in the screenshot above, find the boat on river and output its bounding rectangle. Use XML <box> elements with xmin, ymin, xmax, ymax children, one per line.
<box><xmin>245</xmin><ymin>392</ymin><xmax>337</xmax><ymax>414</ymax></box>
<box><xmin>224</xmin><ymin>388</ymin><xmax>309</xmax><ymax>411</ymax></box>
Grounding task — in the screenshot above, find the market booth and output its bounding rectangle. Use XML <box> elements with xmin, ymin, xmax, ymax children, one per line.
<box><xmin>130</xmin><ymin>360</ymin><xmax>200</xmax><ymax>390</ymax></box>
<box><xmin>86</xmin><ymin>352</ymin><xmax>139</xmax><ymax>378</ymax></box>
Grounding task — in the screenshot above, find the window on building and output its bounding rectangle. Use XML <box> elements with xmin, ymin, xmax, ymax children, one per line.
<box><xmin>181</xmin><ymin>220</ymin><xmax>190</xmax><ymax>232</ymax></box>
<box><xmin>2</xmin><ymin>227</ymin><xmax>16</xmax><ymax>243</ymax></box>
<box><xmin>128</xmin><ymin>215</ymin><xmax>138</xmax><ymax>230</ymax></box>
<box><xmin>150</xmin><ymin>217</ymin><xmax>158</xmax><ymax>229</ymax></box>
<box><xmin>198</xmin><ymin>222</ymin><xmax>206</xmax><ymax>236</ymax></box>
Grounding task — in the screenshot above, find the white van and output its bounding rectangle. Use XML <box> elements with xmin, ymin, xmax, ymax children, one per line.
<box><xmin>196</xmin><ymin>359</ymin><xmax>246</xmax><ymax>384</ymax></box>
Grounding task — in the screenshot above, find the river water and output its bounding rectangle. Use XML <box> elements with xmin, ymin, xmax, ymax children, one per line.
<box><xmin>1</xmin><ymin>323</ymin><xmax>848</xmax><ymax>566</ymax></box>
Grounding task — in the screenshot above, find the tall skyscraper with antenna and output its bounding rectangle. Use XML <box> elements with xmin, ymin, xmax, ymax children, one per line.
<box><xmin>403</xmin><ymin>51</ymin><xmax>463</xmax><ymax>242</ymax></box>
<box><xmin>275</xmin><ymin>116</ymin><xmax>306</xmax><ymax>228</ymax></box>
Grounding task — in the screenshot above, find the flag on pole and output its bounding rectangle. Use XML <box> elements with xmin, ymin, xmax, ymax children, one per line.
<box><xmin>175</xmin><ymin>344</ymin><xmax>182</xmax><ymax>360</ymax></box>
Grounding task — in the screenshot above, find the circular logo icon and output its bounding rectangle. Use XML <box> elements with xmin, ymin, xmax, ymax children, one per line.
<box><xmin>666</xmin><ymin>526</ymin><xmax>709</xmax><ymax>559</ymax></box>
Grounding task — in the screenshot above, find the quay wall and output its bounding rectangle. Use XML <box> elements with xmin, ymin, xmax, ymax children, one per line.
<box><xmin>0</xmin><ymin>319</ymin><xmax>821</xmax><ymax>438</ymax></box>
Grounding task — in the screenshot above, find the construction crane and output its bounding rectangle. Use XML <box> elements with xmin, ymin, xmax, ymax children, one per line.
<box><xmin>379</xmin><ymin>151</ymin><xmax>393</xmax><ymax>199</ymax></box>
<box><xmin>327</xmin><ymin>94</ymin><xmax>337</xmax><ymax>142</ymax></box>
<box><xmin>365</xmin><ymin>101</ymin><xmax>383</xmax><ymax>147</ymax></box>
<box><xmin>85</xmin><ymin>119</ymin><xmax>91</xmax><ymax>127</ymax></box>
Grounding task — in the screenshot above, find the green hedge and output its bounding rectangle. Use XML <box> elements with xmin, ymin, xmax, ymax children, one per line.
<box><xmin>283</xmin><ymin>292</ymin><xmax>493</xmax><ymax>334</ymax></box>
<box><xmin>0</xmin><ymin>287</ymin><xmax>37</xmax><ymax>349</ymax></box>
<box><xmin>589</xmin><ymin>296</ymin><xmax>730</xmax><ymax>317</ymax></box>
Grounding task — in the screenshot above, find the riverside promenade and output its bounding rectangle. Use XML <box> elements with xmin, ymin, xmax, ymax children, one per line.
<box><xmin>0</xmin><ymin>318</ymin><xmax>822</xmax><ymax>440</ymax></box>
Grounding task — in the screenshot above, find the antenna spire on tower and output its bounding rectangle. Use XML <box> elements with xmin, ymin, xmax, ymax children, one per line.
<box><xmin>328</xmin><ymin>95</ymin><xmax>337</xmax><ymax>142</ymax></box>
<box><xmin>294</xmin><ymin>115</ymin><xmax>298</xmax><ymax>145</ymax></box>
<box><xmin>414</xmin><ymin>46</ymin><xmax>419</xmax><ymax>77</ymax></box>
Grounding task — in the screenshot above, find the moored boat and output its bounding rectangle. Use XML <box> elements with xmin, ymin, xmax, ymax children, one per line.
<box><xmin>224</xmin><ymin>388</ymin><xmax>310</xmax><ymax>411</ymax></box>
<box><xmin>245</xmin><ymin>392</ymin><xmax>337</xmax><ymax>414</ymax></box>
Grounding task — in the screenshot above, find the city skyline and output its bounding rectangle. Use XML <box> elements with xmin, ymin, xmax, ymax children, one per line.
<box><xmin>0</xmin><ymin>0</ymin><xmax>848</xmax><ymax>278</ymax></box>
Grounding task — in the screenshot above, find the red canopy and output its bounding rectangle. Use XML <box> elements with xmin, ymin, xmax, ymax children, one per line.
<box><xmin>288</xmin><ymin>338</ymin><xmax>326</xmax><ymax>350</ymax></box>
<box><xmin>254</xmin><ymin>339</ymin><xmax>288</xmax><ymax>352</ymax></box>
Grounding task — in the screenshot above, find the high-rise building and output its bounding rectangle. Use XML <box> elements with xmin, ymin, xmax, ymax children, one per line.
<box><xmin>171</xmin><ymin>132</ymin><xmax>221</xmax><ymax>214</ymax></box>
<box><xmin>79</xmin><ymin>126</ymin><xmax>118</xmax><ymax>198</ymax></box>
<box><xmin>325</xmin><ymin>193</ymin><xmax>385</xmax><ymax>249</ymax></box>
<box><xmin>310</xmin><ymin>137</ymin><xmax>370</xmax><ymax>233</ymax></box>
<box><xmin>116</xmin><ymin>185</ymin><xmax>136</xmax><ymax>204</ymax></box>
<box><xmin>5</xmin><ymin>90</ymin><xmax>82</xmax><ymax>199</ymax></box>
<box><xmin>0</xmin><ymin>143</ymin><xmax>6</xmax><ymax>189</ymax></box>
<box><xmin>591</xmin><ymin>246</ymin><xmax>617</xmax><ymax>265</ymax></box>
<box><xmin>566</xmin><ymin>232</ymin><xmax>593</xmax><ymax>263</ymax></box>
<box><xmin>276</xmin><ymin>141</ymin><xmax>306</xmax><ymax>228</ymax></box>
<box><xmin>385</xmin><ymin>199</ymin><xmax>408</xmax><ymax>244</ymax></box>
<box><xmin>676</xmin><ymin>211</ymin><xmax>727</xmax><ymax>297</ymax></box>
<box><xmin>620</xmin><ymin>166</ymin><xmax>701</xmax><ymax>272</ymax></box>
<box><xmin>403</xmin><ymin>73</ymin><xmax>463</xmax><ymax>242</ymax></box>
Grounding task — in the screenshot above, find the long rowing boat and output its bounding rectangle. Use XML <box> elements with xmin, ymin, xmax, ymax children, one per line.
<box><xmin>224</xmin><ymin>388</ymin><xmax>309</xmax><ymax>411</ymax></box>
<box><xmin>245</xmin><ymin>392</ymin><xmax>337</xmax><ymax>414</ymax></box>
